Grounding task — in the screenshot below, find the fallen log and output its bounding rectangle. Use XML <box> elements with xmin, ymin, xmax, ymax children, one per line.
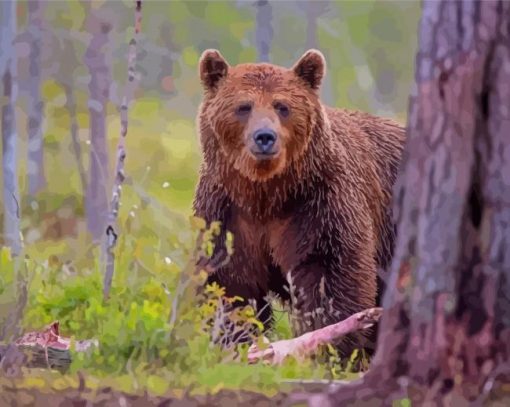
<box><xmin>248</xmin><ymin>307</ymin><xmax>383</xmax><ymax>365</ymax></box>
<box><xmin>0</xmin><ymin>321</ymin><xmax>97</xmax><ymax>373</ymax></box>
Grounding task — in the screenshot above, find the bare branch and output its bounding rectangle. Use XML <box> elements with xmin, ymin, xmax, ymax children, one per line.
<box><xmin>248</xmin><ymin>307</ymin><xmax>383</xmax><ymax>365</ymax></box>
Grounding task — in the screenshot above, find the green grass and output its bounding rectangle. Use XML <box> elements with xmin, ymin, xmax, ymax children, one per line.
<box><xmin>1</xmin><ymin>96</ymin><xmax>363</xmax><ymax>397</ymax></box>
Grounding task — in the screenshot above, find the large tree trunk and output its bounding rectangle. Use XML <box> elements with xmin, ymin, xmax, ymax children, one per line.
<box><xmin>293</xmin><ymin>1</ymin><xmax>510</xmax><ymax>405</ymax></box>
<box><xmin>26</xmin><ymin>0</ymin><xmax>46</xmax><ymax>196</ymax></box>
<box><xmin>84</xmin><ymin>14</ymin><xmax>112</xmax><ymax>242</ymax></box>
<box><xmin>374</xmin><ymin>0</ymin><xmax>510</xmax><ymax>396</ymax></box>
<box><xmin>1</xmin><ymin>0</ymin><xmax>22</xmax><ymax>256</ymax></box>
<box><xmin>254</xmin><ymin>0</ymin><xmax>272</xmax><ymax>63</ymax></box>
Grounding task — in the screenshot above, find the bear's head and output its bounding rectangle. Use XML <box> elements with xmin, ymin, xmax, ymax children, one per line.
<box><xmin>198</xmin><ymin>49</ymin><xmax>326</xmax><ymax>181</ymax></box>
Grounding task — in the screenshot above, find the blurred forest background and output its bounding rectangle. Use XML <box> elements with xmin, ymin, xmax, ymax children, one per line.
<box><xmin>0</xmin><ymin>0</ymin><xmax>421</xmax><ymax>398</ymax></box>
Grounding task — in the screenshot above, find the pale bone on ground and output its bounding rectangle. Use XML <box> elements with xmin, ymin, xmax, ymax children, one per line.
<box><xmin>247</xmin><ymin>307</ymin><xmax>383</xmax><ymax>365</ymax></box>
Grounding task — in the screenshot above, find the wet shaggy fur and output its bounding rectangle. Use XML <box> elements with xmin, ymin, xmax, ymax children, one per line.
<box><xmin>193</xmin><ymin>49</ymin><xmax>405</xmax><ymax>357</ymax></box>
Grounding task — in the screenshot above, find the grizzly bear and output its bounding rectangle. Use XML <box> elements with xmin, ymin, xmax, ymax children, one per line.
<box><xmin>193</xmin><ymin>49</ymin><xmax>405</xmax><ymax>358</ymax></box>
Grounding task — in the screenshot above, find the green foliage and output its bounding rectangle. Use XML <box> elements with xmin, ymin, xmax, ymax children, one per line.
<box><xmin>0</xmin><ymin>201</ymin><xmax>363</xmax><ymax>395</ymax></box>
<box><xmin>3</xmin><ymin>0</ymin><xmax>421</xmax><ymax>397</ymax></box>
<box><xmin>393</xmin><ymin>398</ymin><xmax>412</xmax><ymax>407</ymax></box>
<box><xmin>0</xmin><ymin>247</ymin><xmax>15</xmax><ymax>295</ymax></box>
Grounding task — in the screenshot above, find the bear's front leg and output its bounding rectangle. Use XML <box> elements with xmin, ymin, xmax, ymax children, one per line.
<box><xmin>207</xmin><ymin>270</ymin><xmax>273</xmax><ymax>331</ymax></box>
<box><xmin>196</xmin><ymin>230</ymin><xmax>274</xmax><ymax>346</ymax></box>
<box><xmin>286</xmin><ymin>254</ymin><xmax>378</xmax><ymax>361</ymax></box>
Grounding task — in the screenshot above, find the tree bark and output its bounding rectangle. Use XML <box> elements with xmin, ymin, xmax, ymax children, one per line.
<box><xmin>84</xmin><ymin>12</ymin><xmax>112</xmax><ymax>242</ymax></box>
<box><xmin>158</xmin><ymin>21</ymin><xmax>178</xmax><ymax>95</ymax></box>
<box><xmin>26</xmin><ymin>0</ymin><xmax>46</xmax><ymax>196</ymax></box>
<box><xmin>305</xmin><ymin>2</ymin><xmax>317</xmax><ymax>50</ymax></box>
<box><xmin>103</xmin><ymin>0</ymin><xmax>143</xmax><ymax>301</ymax></box>
<box><xmin>292</xmin><ymin>1</ymin><xmax>510</xmax><ymax>405</ymax></box>
<box><xmin>255</xmin><ymin>0</ymin><xmax>273</xmax><ymax>63</ymax></box>
<box><xmin>304</xmin><ymin>0</ymin><xmax>328</xmax><ymax>50</ymax></box>
<box><xmin>58</xmin><ymin>33</ymin><xmax>88</xmax><ymax>197</ymax></box>
<box><xmin>375</xmin><ymin>0</ymin><xmax>510</xmax><ymax>396</ymax></box>
<box><xmin>303</xmin><ymin>1</ymin><xmax>334</xmax><ymax>106</ymax></box>
<box><xmin>64</xmin><ymin>81</ymin><xmax>88</xmax><ymax>196</ymax></box>
<box><xmin>1</xmin><ymin>0</ymin><xmax>22</xmax><ymax>256</ymax></box>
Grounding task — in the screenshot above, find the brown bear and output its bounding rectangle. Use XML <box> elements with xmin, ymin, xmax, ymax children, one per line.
<box><xmin>193</xmin><ymin>48</ymin><xmax>405</xmax><ymax>359</ymax></box>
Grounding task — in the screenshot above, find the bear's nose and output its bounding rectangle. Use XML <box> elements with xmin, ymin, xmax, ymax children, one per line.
<box><xmin>253</xmin><ymin>129</ymin><xmax>277</xmax><ymax>153</ymax></box>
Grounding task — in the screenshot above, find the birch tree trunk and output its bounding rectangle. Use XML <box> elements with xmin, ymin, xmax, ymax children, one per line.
<box><xmin>84</xmin><ymin>14</ymin><xmax>112</xmax><ymax>242</ymax></box>
<box><xmin>293</xmin><ymin>1</ymin><xmax>510</xmax><ymax>405</ymax></box>
<box><xmin>255</xmin><ymin>0</ymin><xmax>272</xmax><ymax>63</ymax></box>
<box><xmin>103</xmin><ymin>0</ymin><xmax>142</xmax><ymax>300</ymax></box>
<box><xmin>26</xmin><ymin>0</ymin><xmax>46</xmax><ymax>196</ymax></box>
<box><xmin>1</xmin><ymin>0</ymin><xmax>22</xmax><ymax>256</ymax></box>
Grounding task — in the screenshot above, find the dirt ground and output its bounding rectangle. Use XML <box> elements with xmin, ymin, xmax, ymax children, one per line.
<box><xmin>0</xmin><ymin>384</ymin><xmax>293</xmax><ymax>407</ymax></box>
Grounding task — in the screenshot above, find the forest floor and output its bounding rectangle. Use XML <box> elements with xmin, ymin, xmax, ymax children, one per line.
<box><xmin>0</xmin><ymin>378</ymin><xmax>334</xmax><ymax>406</ymax></box>
<box><xmin>5</xmin><ymin>377</ymin><xmax>509</xmax><ymax>406</ymax></box>
<box><xmin>0</xmin><ymin>384</ymin><xmax>290</xmax><ymax>407</ymax></box>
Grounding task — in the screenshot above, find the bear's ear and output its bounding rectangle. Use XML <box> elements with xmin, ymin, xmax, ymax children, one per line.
<box><xmin>292</xmin><ymin>49</ymin><xmax>326</xmax><ymax>90</ymax></box>
<box><xmin>199</xmin><ymin>49</ymin><xmax>229</xmax><ymax>91</ymax></box>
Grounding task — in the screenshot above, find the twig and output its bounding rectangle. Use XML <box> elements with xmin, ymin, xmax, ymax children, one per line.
<box><xmin>103</xmin><ymin>0</ymin><xmax>142</xmax><ymax>301</ymax></box>
<box><xmin>248</xmin><ymin>307</ymin><xmax>383</xmax><ymax>365</ymax></box>
<box><xmin>11</xmin><ymin>192</ymin><xmax>20</xmax><ymax>221</ymax></box>
<box><xmin>167</xmin><ymin>263</ymin><xmax>192</xmax><ymax>328</ymax></box>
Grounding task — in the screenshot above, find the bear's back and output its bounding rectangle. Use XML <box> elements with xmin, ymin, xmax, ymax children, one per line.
<box><xmin>325</xmin><ymin>106</ymin><xmax>405</xmax><ymax>270</ymax></box>
<box><xmin>325</xmin><ymin>107</ymin><xmax>404</xmax><ymax>194</ymax></box>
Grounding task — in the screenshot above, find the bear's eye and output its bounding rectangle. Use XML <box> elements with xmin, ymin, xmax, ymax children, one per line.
<box><xmin>235</xmin><ymin>103</ymin><xmax>252</xmax><ymax>116</ymax></box>
<box><xmin>274</xmin><ymin>102</ymin><xmax>290</xmax><ymax>118</ymax></box>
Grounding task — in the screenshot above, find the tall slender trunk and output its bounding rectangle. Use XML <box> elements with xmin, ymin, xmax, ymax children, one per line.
<box><xmin>64</xmin><ymin>82</ymin><xmax>87</xmax><ymax>196</ymax></box>
<box><xmin>26</xmin><ymin>0</ymin><xmax>46</xmax><ymax>196</ymax></box>
<box><xmin>84</xmin><ymin>15</ymin><xmax>112</xmax><ymax>242</ymax></box>
<box><xmin>158</xmin><ymin>21</ymin><xmax>177</xmax><ymax>95</ymax></box>
<box><xmin>1</xmin><ymin>0</ymin><xmax>22</xmax><ymax>256</ymax></box>
<box><xmin>304</xmin><ymin>1</ymin><xmax>334</xmax><ymax>105</ymax></box>
<box><xmin>59</xmin><ymin>36</ymin><xmax>87</xmax><ymax>199</ymax></box>
<box><xmin>305</xmin><ymin>1</ymin><xmax>319</xmax><ymax>50</ymax></box>
<box><xmin>103</xmin><ymin>0</ymin><xmax>143</xmax><ymax>301</ymax></box>
<box><xmin>255</xmin><ymin>0</ymin><xmax>272</xmax><ymax>63</ymax></box>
